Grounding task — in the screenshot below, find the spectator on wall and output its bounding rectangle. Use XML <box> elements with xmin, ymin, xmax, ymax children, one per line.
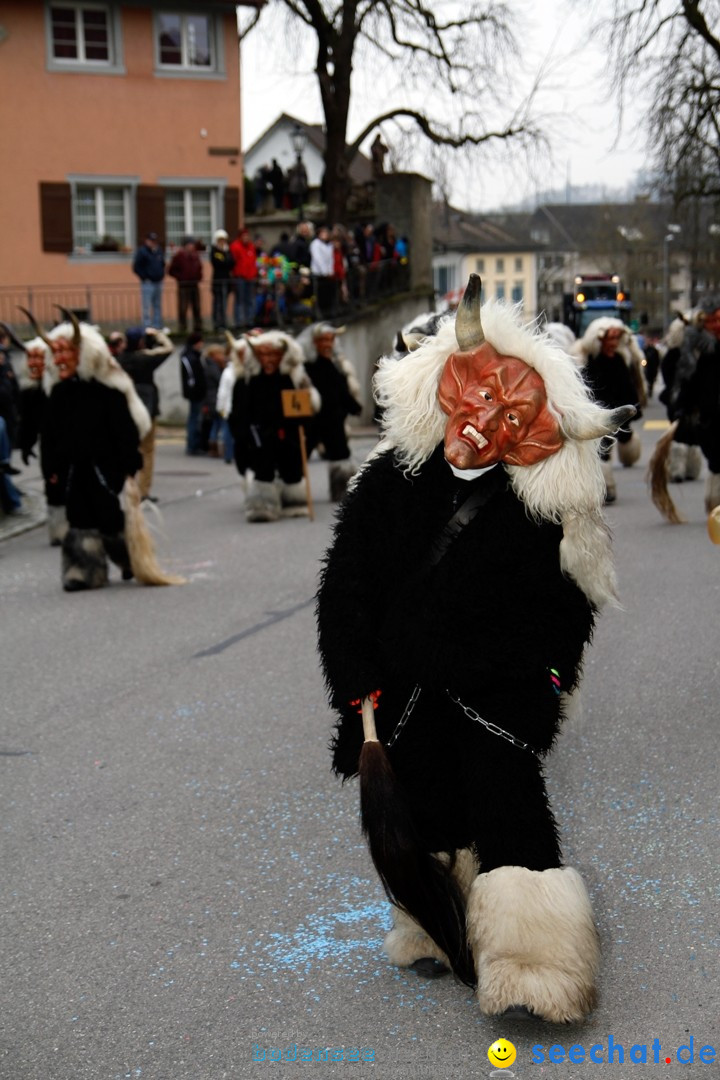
<box><xmin>168</xmin><ymin>237</ymin><xmax>203</xmax><ymax>333</ymax></box>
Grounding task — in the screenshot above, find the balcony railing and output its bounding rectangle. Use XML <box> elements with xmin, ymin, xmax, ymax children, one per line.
<box><xmin>0</xmin><ymin>261</ymin><xmax>410</xmax><ymax>334</ymax></box>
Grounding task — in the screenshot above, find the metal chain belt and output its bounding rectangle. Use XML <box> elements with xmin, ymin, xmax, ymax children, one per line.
<box><xmin>386</xmin><ymin>684</ymin><xmax>422</xmax><ymax>748</ymax></box>
<box><xmin>446</xmin><ymin>691</ymin><xmax>539</xmax><ymax>755</ymax></box>
<box><xmin>385</xmin><ymin>685</ymin><xmax>538</xmax><ymax>756</ymax></box>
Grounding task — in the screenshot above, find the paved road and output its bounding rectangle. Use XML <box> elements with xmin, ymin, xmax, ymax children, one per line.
<box><xmin>1</xmin><ymin>405</ymin><xmax>718</xmax><ymax>1080</ymax></box>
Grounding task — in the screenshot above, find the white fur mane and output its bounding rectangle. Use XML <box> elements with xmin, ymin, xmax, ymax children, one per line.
<box><xmin>48</xmin><ymin>322</ymin><xmax>151</xmax><ymax>438</ymax></box>
<box><xmin>374</xmin><ymin>300</ymin><xmax>618</xmax><ymax>608</ymax></box>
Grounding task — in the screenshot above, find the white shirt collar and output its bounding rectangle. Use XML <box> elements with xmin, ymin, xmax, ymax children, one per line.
<box><xmin>448</xmin><ymin>462</ymin><xmax>499</xmax><ymax>481</ymax></box>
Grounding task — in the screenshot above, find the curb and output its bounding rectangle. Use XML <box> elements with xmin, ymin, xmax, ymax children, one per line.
<box><xmin>0</xmin><ymin>490</ymin><xmax>47</xmax><ymax>542</ymax></box>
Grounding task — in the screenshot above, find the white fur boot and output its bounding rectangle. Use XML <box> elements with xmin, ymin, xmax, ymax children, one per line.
<box><xmin>383</xmin><ymin>848</ymin><xmax>478</xmax><ymax>973</ymax></box>
<box><xmin>668</xmin><ymin>441</ymin><xmax>689</xmax><ymax>483</ymax></box>
<box><xmin>705</xmin><ymin>472</ymin><xmax>720</xmax><ymax>514</ymax></box>
<box><xmin>685</xmin><ymin>445</ymin><xmax>702</xmax><ymax>481</ymax></box>
<box><xmin>328</xmin><ymin>460</ymin><xmax>357</xmax><ymax>503</ymax></box>
<box><xmin>47</xmin><ymin>504</ymin><xmax>69</xmax><ymax>546</ymax></box>
<box><xmin>617</xmin><ymin>431</ymin><xmax>641</xmax><ymax>467</ymax></box>
<box><xmin>61</xmin><ymin>528</ymin><xmax>109</xmax><ymax>591</ymax></box>
<box><xmin>467</xmin><ymin>866</ymin><xmax>600</xmax><ymax>1023</ymax></box>
<box><xmin>384</xmin><ymin>906</ymin><xmax>450</xmax><ymax>969</ymax></box>
<box><xmin>601</xmin><ymin>460</ymin><xmax>617</xmax><ymax>504</ymax></box>
<box><xmin>280</xmin><ymin>479</ymin><xmax>309</xmax><ymax>517</ymax></box>
<box><xmin>245</xmin><ymin>479</ymin><xmax>281</xmax><ymax>523</ymax></box>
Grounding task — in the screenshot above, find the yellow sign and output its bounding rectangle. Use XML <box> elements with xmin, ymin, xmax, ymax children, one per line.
<box><xmin>282</xmin><ymin>388</ymin><xmax>314</xmax><ymax>418</ymax></box>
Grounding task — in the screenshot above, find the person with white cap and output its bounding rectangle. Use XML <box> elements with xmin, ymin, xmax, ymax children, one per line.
<box><xmin>211</xmin><ymin>229</ymin><xmax>234</xmax><ymax>331</ymax></box>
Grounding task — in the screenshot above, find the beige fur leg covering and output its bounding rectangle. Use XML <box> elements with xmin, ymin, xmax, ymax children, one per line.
<box><xmin>245</xmin><ymin>479</ymin><xmax>281</xmax><ymax>522</ymax></box>
<box><xmin>617</xmin><ymin>431</ymin><xmax>641</xmax><ymax>467</ymax></box>
<box><xmin>685</xmin><ymin>445</ymin><xmax>702</xmax><ymax>481</ymax></box>
<box><xmin>668</xmin><ymin>441</ymin><xmax>688</xmax><ymax>483</ymax></box>
<box><xmin>328</xmin><ymin>460</ymin><xmax>357</xmax><ymax>503</ymax></box>
<box><xmin>467</xmin><ymin>866</ymin><xmax>600</xmax><ymax>1024</ymax></box>
<box><xmin>383</xmin><ymin>848</ymin><xmax>479</xmax><ymax>969</ymax></box>
<box><xmin>47</xmin><ymin>504</ymin><xmax>68</xmax><ymax>546</ymax></box>
<box><xmin>280</xmin><ymin>479</ymin><xmax>309</xmax><ymax>517</ymax></box>
<box><xmin>705</xmin><ymin>472</ymin><xmax>720</xmax><ymax>514</ymax></box>
<box><xmin>61</xmin><ymin>528</ymin><xmax>108</xmax><ymax>591</ymax></box>
<box><xmin>384</xmin><ymin>906</ymin><xmax>451</xmax><ymax>968</ymax></box>
<box><xmin>601</xmin><ymin>460</ymin><xmax>616</xmax><ymax>503</ymax></box>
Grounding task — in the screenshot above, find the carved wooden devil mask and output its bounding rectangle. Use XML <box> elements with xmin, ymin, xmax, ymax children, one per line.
<box><xmin>438</xmin><ymin>274</ymin><xmax>564</xmax><ymax>469</ymax></box>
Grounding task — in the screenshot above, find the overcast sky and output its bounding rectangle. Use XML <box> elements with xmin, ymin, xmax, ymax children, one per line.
<box><xmin>239</xmin><ymin>0</ymin><xmax>651</xmax><ymax>211</ymax></box>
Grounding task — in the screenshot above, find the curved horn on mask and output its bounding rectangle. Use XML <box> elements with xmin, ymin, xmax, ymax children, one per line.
<box><xmin>455</xmin><ymin>273</ymin><xmax>485</xmax><ymax>352</ymax></box>
<box><xmin>54</xmin><ymin>306</ymin><xmax>82</xmax><ymax>350</ymax></box>
<box><xmin>0</xmin><ymin>321</ymin><xmax>27</xmax><ymax>353</ymax></box>
<box><xmin>563</xmin><ymin>403</ymin><xmax>637</xmax><ymax>442</ymax></box>
<box><xmin>17</xmin><ymin>307</ymin><xmax>52</xmax><ymax>348</ymax></box>
<box><xmin>224</xmin><ymin>330</ymin><xmax>237</xmax><ymax>352</ymax></box>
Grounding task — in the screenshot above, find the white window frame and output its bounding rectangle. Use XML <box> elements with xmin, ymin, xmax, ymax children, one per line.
<box><xmin>45</xmin><ymin>1</ymin><xmax>124</xmax><ymax>74</ymax></box>
<box><xmin>514</xmin><ymin>256</ymin><xmax>523</xmax><ymax>272</ymax></box>
<box><xmin>160</xmin><ymin>179</ymin><xmax>225</xmax><ymax>249</ymax></box>
<box><xmin>495</xmin><ymin>257</ymin><xmax>505</xmax><ymax>273</ymax></box>
<box><xmin>67</xmin><ymin>175</ymin><xmax>137</xmax><ymax>258</ymax></box>
<box><xmin>153</xmin><ymin>11</ymin><xmax>225</xmax><ymax>79</ymax></box>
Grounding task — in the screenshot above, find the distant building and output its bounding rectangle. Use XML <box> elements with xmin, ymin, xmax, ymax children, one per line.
<box><xmin>243</xmin><ymin>112</ymin><xmax>373</xmax><ymax>207</ymax></box>
<box><xmin>432</xmin><ymin>199</ymin><xmax>719</xmax><ymax>331</ymax></box>
<box><xmin>0</xmin><ymin>0</ymin><xmax>261</xmax><ymax>324</ymax></box>
<box><xmin>432</xmin><ymin>204</ymin><xmax>539</xmax><ymax>320</ymax></box>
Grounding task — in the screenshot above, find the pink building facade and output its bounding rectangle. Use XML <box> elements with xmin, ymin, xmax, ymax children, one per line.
<box><xmin>0</xmin><ymin>1</ymin><xmax>256</xmax><ymax>325</ymax></box>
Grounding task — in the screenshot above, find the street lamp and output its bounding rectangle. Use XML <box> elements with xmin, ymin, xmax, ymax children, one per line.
<box><xmin>662</xmin><ymin>224</ymin><xmax>681</xmax><ymax>335</ymax></box>
<box><xmin>289</xmin><ymin>122</ymin><xmax>308</xmax><ymax>219</ymax></box>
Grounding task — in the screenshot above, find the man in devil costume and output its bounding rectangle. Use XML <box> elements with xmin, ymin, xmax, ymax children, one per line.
<box><xmin>229</xmin><ymin>330</ymin><xmax>320</xmax><ymax>522</ymax></box>
<box><xmin>37</xmin><ymin>310</ymin><xmax>182</xmax><ymax>591</ymax></box>
<box><xmin>316</xmin><ymin>276</ymin><xmax>634</xmax><ymax>1024</ymax></box>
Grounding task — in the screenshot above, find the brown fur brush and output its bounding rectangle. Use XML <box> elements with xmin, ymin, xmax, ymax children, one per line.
<box><xmin>647</xmin><ymin>421</ymin><xmax>684</xmax><ymax>523</ymax></box>
<box><xmin>123</xmin><ymin>477</ymin><xmax>186</xmax><ymax>586</ymax></box>
<box><xmin>358</xmin><ymin>698</ymin><xmax>475</xmax><ymax>986</ymax></box>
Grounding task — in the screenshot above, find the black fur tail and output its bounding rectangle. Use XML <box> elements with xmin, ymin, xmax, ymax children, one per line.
<box><xmin>359</xmin><ymin>740</ymin><xmax>475</xmax><ymax>987</ymax></box>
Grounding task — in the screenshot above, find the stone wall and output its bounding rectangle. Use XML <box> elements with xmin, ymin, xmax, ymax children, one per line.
<box><xmin>154</xmin><ymin>291</ymin><xmax>436</xmax><ymax>426</ymax></box>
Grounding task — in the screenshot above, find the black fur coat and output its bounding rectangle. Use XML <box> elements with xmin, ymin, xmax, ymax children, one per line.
<box><xmin>316</xmin><ymin>445</ymin><xmax>596</xmax><ymax>871</ymax></box>
<box><xmin>41</xmin><ymin>377</ymin><xmax>142</xmax><ymax>531</ymax></box>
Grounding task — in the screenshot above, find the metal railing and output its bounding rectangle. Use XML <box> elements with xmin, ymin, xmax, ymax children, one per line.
<box><xmin>0</xmin><ymin>260</ymin><xmax>410</xmax><ymax>335</ymax></box>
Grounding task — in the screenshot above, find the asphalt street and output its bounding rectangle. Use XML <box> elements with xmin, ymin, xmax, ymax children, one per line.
<box><xmin>1</xmin><ymin>404</ymin><xmax>718</xmax><ymax>1080</ymax></box>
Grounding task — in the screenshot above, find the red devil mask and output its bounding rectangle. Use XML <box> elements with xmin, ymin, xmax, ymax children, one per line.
<box><xmin>437</xmin><ymin>344</ymin><xmax>564</xmax><ymax>469</ymax></box>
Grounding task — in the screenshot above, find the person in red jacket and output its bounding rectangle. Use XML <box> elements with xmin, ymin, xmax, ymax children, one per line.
<box><xmin>167</xmin><ymin>237</ymin><xmax>203</xmax><ymax>332</ymax></box>
<box><xmin>230</xmin><ymin>228</ymin><xmax>258</xmax><ymax>330</ymax></box>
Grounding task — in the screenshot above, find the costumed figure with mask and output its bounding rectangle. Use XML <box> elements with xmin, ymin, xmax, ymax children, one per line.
<box><xmin>38</xmin><ymin>309</ymin><xmax>183</xmax><ymax>591</ymax></box>
<box><xmin>303</xmin><ymin>323</ymin><xmax>362</xmax><ymax>501</ymax></box>
<box><xmin>229</xmin><ymin>330</ymin><xmax>320</xmax><ymax>522</ymax></box>
<box><xmin>316</xmin><ymin>276</ymin><xmax>635</xmax><ymax>1023</ymax></box>
<box><xmin>572</xmin><ymin>318</ymin><xmax>646</xmax><ymax>503</ymax></box>
<box><xmin>656</xmin><ymin>313</ymin><xmax>703</xmax><ymax>483</ymax></box>
<box><xmin>649</xmin><ymin>296</ymin><xmax>720</xmax><ymax>528</ymax></box>
<box><xmin>1</xmin><ymin>316</ymin><xmax>62</xmax><ymax>541</ymax></box>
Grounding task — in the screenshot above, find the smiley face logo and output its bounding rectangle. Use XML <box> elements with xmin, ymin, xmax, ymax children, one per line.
<box><xmin>487</xmin><ymin>1038</ymin><xmax>517</xmax><ymax>1068</ymax></box>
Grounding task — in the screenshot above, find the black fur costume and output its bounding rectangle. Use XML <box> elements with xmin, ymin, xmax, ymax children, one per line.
<box><xmin>42</xmin><ymin>377</ymin><xmax>143</xmax><ymax>586</ymax></box>
<box><xmin>317</xmin><ymin>444</ymin><xmax>595</xmax><ymax>877</ymax></box>
<box><xmin>230</xmin><ymin>370</ymin><xmax>304</xmax><ymax>484</ymax></box>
